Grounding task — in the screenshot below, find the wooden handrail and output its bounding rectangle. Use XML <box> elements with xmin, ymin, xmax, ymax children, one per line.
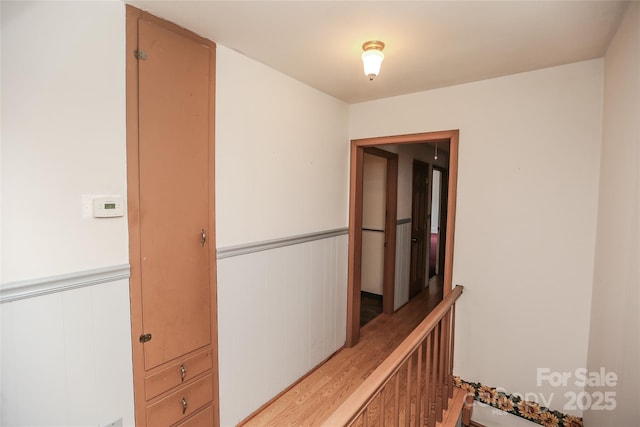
<box><xmin>322</xmin><ymin>285</ymin><xmax>464</xmax><ymax>426</ymax></box>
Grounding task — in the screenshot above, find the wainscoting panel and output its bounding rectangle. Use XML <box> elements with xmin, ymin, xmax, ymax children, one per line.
<box><xmin>216</xmin><ymin>233</ymin><xmax>348</xmax><ymax>426</ymax></box>
<box><xmin>0</xmin><ymin>278</ymin><xmax>135</xmax><ymax>427</ymax></box>
<box><xmin>394</xmin><ymin>220</ymin><xmax>412</xmax><ymax>310</ymax></box>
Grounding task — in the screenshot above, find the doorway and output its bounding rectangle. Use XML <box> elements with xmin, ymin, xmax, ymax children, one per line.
<box><xmin>360</xmin><ymin>148</ymin><xmax>398</xmax><ymax>327</ymax></box>
<box><xmin>346</xmin><ymin>130</ymin><xmax>459</xmax><ymax>347</ymax></box>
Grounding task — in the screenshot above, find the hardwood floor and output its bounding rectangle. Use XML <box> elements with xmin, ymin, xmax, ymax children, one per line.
<box><xmin>241</xmin><ymin>277</ymin><xmax>444</xmax><ymax>427</ymax></box>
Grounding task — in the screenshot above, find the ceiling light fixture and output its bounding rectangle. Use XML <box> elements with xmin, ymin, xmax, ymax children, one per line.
<box><xmin>362</xmin><ymin>40</ymin><xmax>385</xmax><ymax>81</ymax></box>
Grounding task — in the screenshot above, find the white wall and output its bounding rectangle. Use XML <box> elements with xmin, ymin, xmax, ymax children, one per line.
<box><xmin>1</xmin><ymin>2</ymin><xmax>133</xmax><ymax>426</ymax></box>
<box><xmin>584</xmin><ymin>3</ymin><xmax>640</xmax><ymax>426</ymax></box>
<box><xmin>1</xmin><ymin>1</ymin><xmax>129</xmax><ymax>283</ymax></box>
<box><xmin>215</xmin><ymin>46</ymin><xmax>349</xmax><ymax>248</ymax></box>
<box><xmin>362</xmin><ymin>153</ymin><xmax>387</xmax><ymax>229</ymax></box>
<box><xmin>350</xmin><ymin>60</ymin><xmax>603</xmax><ymax>417</ymax></box>
<box><xmin>215</xmin><ymin>45</ymin><xmax>349</xmax><ymax>425</ymax></box>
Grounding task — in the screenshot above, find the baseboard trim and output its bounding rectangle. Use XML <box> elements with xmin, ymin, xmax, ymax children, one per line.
<box><xmin>1</xmin><ymin>264</ymin><xmax>131</xmax><ymax>303</ymax></box>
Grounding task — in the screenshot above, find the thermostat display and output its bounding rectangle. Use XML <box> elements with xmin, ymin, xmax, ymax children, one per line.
<box><xmin>93</xmin><ymin>196</ymin><xmax>124</xmax><ymax>218</ymax></box>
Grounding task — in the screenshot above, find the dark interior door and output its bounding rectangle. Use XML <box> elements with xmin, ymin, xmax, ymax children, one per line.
<box><xmin>437</xmin><ymin>168</ymin><xmax>449</xmax><ymax>278</ymax></box>
<box><xmin>409</xmin><ymin>160</ymin><xmax>429</xmax><ymax>298</ymax></box>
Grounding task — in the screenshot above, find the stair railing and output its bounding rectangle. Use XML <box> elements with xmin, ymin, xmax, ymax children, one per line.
<box><xmin>322</xmin><ymin>285</ymin><xmax>464</xmax><ymax>427</ymax></box>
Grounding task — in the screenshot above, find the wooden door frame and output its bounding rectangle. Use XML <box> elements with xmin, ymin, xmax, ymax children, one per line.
<box><xmin>125</xmin><ymin>6</ymin><xmax>219</xmax><ymax>425</ymax></box>
<box><xmin>362</xmin><ymin>147</ymin><xmax>398</xmax><ymax>316</ymax></box>
<box><xmin>346</xmin><ymin>130</ymin><xmax>459</xmax><ymax>347</ymax></box>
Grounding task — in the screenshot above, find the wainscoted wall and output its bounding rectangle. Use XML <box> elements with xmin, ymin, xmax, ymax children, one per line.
<box><xmin>1</xmin><ymin>276</ymin><xmax>134</xmax><ymax>426</ymax></box>
<box><xmin>216</xmin><ymin>232</ymin><xmax>348</xmax><ymax>426</ymax></box>
<box><xmin>2</xmin><ymin>3</ymin><xmax>134</xmax><ymax>426</ymax></box>
<box><xmin>394</xmin><ymin>219</ymin><xmax>412</xmax><ymax>310</ymax></box>
<box><xmin>215</xmin><ymin>43</ymin><xmax>350</xmax><ymax>426</ymax></box>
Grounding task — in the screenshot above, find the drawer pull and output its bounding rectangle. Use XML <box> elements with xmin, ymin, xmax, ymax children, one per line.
<box><xmin>180</xmin><ymin>364</ymin><xmax>187</xmax><ymax>382</ymax></box>
<box><xmin>181</xmin><ymin>396</ymin><xmax>188</xmax><ymax>414</ymax></box>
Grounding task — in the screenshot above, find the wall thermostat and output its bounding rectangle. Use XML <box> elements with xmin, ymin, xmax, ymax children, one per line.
<box><xmin>93</xmin><ymin>196</ymin><xmax>124</xmax><ymax>218</ymax></box>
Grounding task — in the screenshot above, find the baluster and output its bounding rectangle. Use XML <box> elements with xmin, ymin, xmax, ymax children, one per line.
<box><xmin>449</xmin><ymin>305</ymin><xmax>457</xmax><ymax>400</ymax></box>
<box><xmin>442</xmin><ymin>312</ymin><xmax>451</xmax><ymax>411</ymax></box>
<box><xmin>380</xmin><ymin>387</ymin><xmax>385</xmax><ymax>426</ymax></box>
<box><xmin>424</xmin><ymin>331</ymin><xmax>432</xmax><ymax>427</ymax></box>
<box><xmin>404</xmin><ymin>357</ymin><xmax>411</xmax><ymax>427</ymax></box>
<box><xmin>416</xmin><ymin>344</ymin><xmax>423</xmax><ymax>426</ymax></box>
<box><xmin>394</xmin><ymin>371</ymin><xmax>400</xmax><ymax>426</ymax></box>
<box><xmin>436</xmin><ymin>320</ymin><xmax>445</xmax><ymax>422</ymax></box>
<box><xmin>430</xmin><ymin>323</ymin><xmax>440</xmax><ymax>427</ymax></box>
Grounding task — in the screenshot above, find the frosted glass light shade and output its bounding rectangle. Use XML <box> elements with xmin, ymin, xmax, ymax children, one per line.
<box><xmin>362</xmin><ymin>49</ymin><xmax>384</xmax><ymax>80</ymax></box>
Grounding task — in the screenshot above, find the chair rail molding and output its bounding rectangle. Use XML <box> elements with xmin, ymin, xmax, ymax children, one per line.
<box><xmin>216</xmin><ymin>227</ymin><xmax>348</xmax><ymax>259</ymax></box>
<box><xmin>0</xmin><ymin>264</ymin><xmax>131</xmax><ymax>303</ymax></box>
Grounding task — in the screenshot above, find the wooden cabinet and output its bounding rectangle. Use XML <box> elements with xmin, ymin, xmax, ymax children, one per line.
<box><xmin>147</xmin><ymin>374</ymin><xmax>214</xmax><ymax>426</ymax></box>
<box><xmin>126</xmin><ymin>7</ymin><xmax>218</xmax><ymax>426</ymax></box>
<box><xmin>145</xmin><ymin>349</ymin><xmax>213</xmax><ymax>400</ymax></box>
<box><xmin>176</xmin><ymin>405</ymin><xmax>215</xmax><ymax>427</ymax></box>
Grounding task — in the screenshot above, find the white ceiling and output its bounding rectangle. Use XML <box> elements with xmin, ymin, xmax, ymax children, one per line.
<box><xmin>128</xmin><ymin>0</ymin><xmax>628</xmax><ymax>104</ymax></box>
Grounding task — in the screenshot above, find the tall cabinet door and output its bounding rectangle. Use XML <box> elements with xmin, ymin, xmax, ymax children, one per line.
<box><xmin>126</xmin><ymin>6</ymin><xmax>218</xmax><ymax>426</ymax></box>
<box><xmin>138</xmin><ymin>18</ymin><xmax>211</xmax><ymax>370</ymax></box>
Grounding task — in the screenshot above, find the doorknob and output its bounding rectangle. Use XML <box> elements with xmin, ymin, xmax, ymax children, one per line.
<box><xmin>411</xmin><ymin>238</ymin><xmax>417</xmax><ymax>243</ymax></box>
<box><xmin>200</xmin><ymin>228</ymin><xmax>207</xmax><ymax>247</ymax></box>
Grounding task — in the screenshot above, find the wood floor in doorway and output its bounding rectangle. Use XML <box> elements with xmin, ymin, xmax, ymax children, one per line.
<box><xmin>241</xmin><ymin>277</ymin><xmax>444</xmax><ymax>426</ymax></box>
<box><xmin>360</xmin><ymin>291</ymin><xmax>383</xmax><ymax>327</ymax></box>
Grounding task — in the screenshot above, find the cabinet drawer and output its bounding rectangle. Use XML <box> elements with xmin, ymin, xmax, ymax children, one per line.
<box><xmin>147</xmin><ymin>374</ymin><xmax>213</xmax><ymax>427</ymax></box>
<box><xmin>175</xmin><ymin>405</ymin><xmax>214</xmax><ymax>427</ymax></box>
<box><xmin>146</xmin><ymin>350</ymin><xmax>212</xmax><ymax>399</ymax></box>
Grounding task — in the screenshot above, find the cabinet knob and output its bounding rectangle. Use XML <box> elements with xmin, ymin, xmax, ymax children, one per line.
<box><xmin>181</xmin><ymin>396</ymin><xmax>188</xmax><ymax>414</ymax></box>
<box><xmin>180</xmin><ymin>364</ymin><xmax>187</xmax><ymax>382</ymax></box>
<box><xmin>139</xmin><ymin>333</ymin><xmax>152</xmax><ymax>343</ymax></box>
<box><xmin>200</xmin><ymin>228</ymin><xmax>207</xmax><ymax>247</ymax></box>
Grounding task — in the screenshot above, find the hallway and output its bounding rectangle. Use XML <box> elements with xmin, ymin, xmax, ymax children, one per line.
<box><xmin>241</xmin><ymin>278</ymin><xmax>443</xmax><ymax>426</ymax></box>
